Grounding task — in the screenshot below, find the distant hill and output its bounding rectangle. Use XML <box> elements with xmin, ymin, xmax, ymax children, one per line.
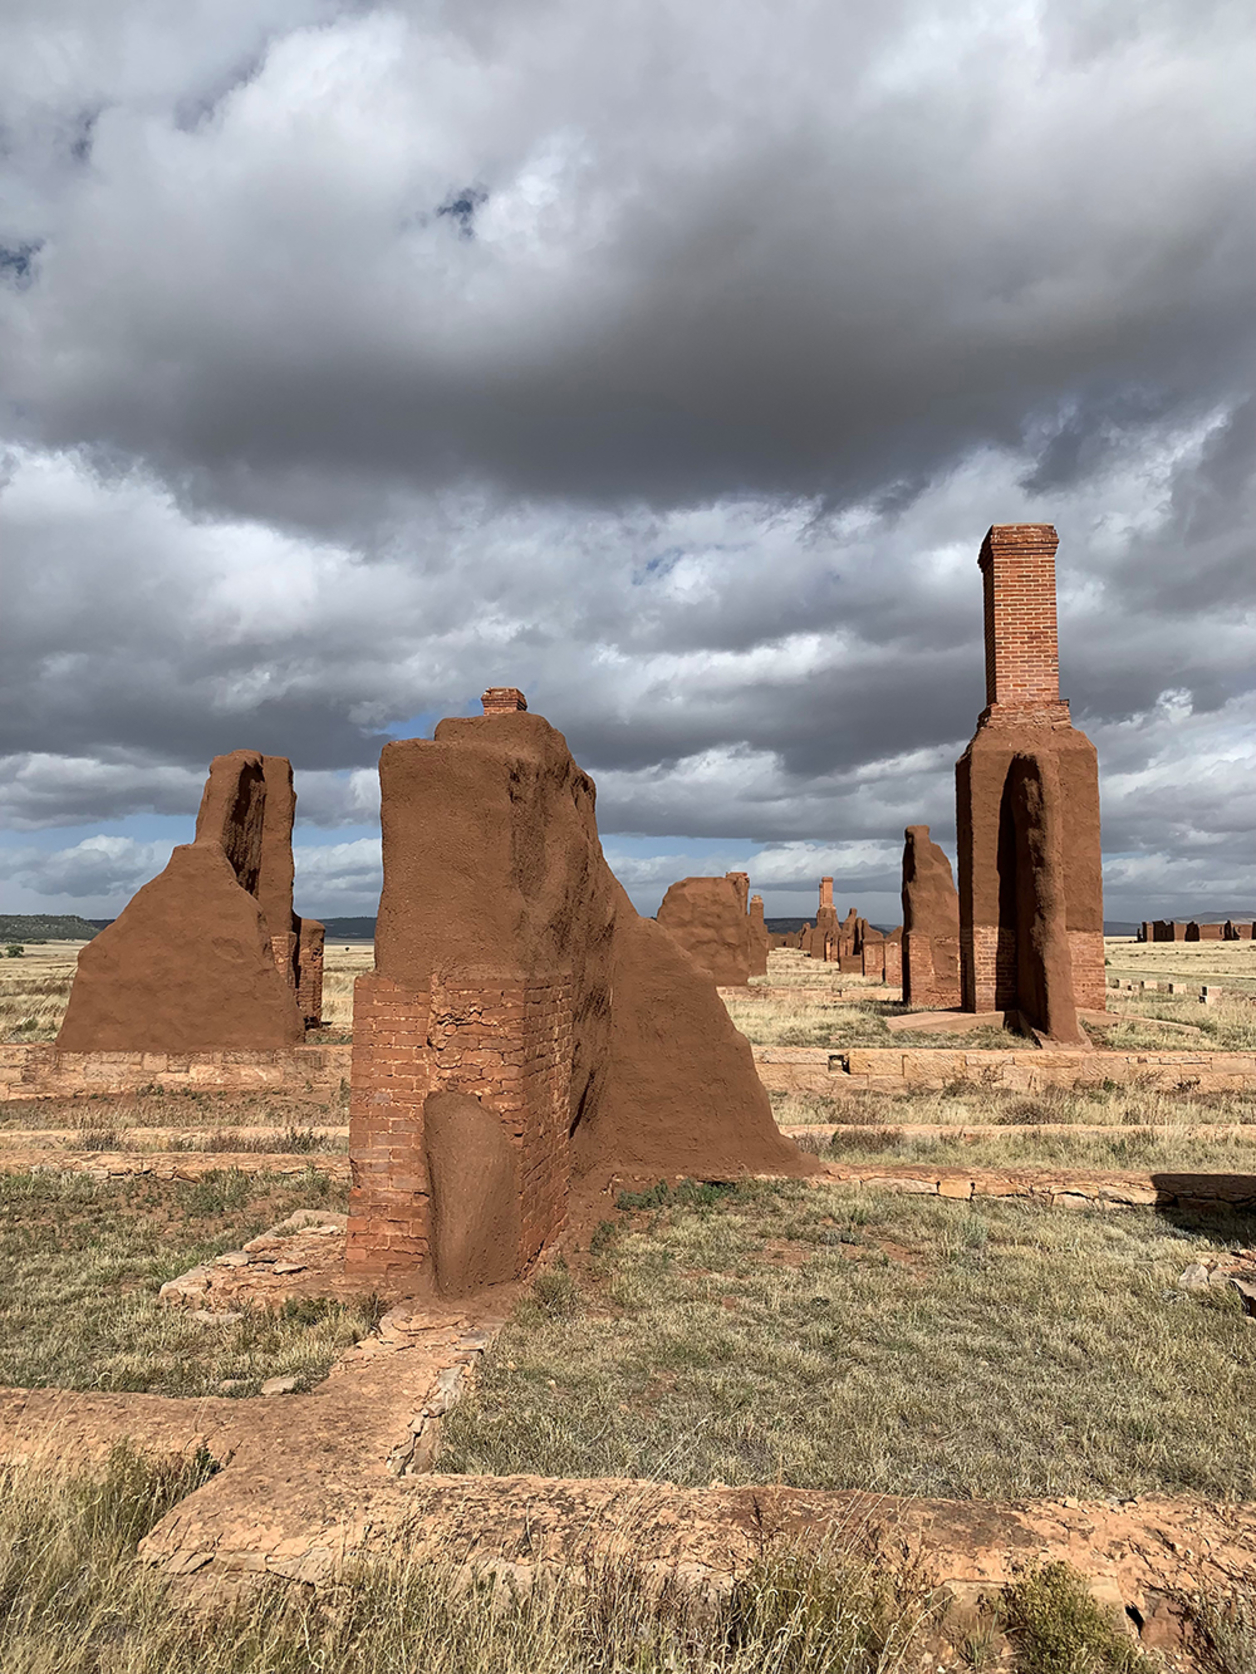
<box><xmin>0</xmin><ymin>914</ymin><xmax>100</xmax><ymax>942</ymax></box>
<box><xmin>318</xmin><ymin>917</ymin><xmax>377</xmax><ymax>941</ymax></box>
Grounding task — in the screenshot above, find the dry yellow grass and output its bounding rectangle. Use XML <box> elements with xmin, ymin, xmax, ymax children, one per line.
<box><xmin>1105</xmin><ymin>934</ymin><xmax>1256</xmax><ymax>991</ymax></box>
<box><xmin>0</xmin><ymin>942</ymin><xmax>81</xmax><ymax>1042</ymax></box>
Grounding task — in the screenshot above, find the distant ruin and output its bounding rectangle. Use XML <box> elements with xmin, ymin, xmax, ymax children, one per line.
<box><xmin>955</xmin><ymin>526</ymin><xmax>1103</xmax><ymax>1043</ymax></box>
<box><xmin>347</xmin><ymin>691</ymin><xmax>809</xmax><ymax>1287</ymax></box>
<box><xmin>656</xmin><ymin>876</ymin><xmax>752</xmax><ymax>985</ymax></box>
<box><xmin>901</xmin><ymin>826</ymin><xmax>961</xmax><ymax>1008</ymax></box>
<box><xmin>1140</xmin><ymin>920</ymin><xmax>1252</xmax><ymax>942</ymax></box>
<box><xmin>748</xmin><ymin>895</ymin><xmax>769</xmax><ymax>976</ymax></box>
<box><xmin>58</xmin><ymin>751</ymin><xmax>322</xmax><ymax>1051</ymax></box>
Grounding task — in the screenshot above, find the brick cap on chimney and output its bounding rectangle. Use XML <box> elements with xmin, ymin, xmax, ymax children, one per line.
<box><xmin>481</xmin><ymin>687</ymin><xmax>528</xmax><ymax>714</ymax></box>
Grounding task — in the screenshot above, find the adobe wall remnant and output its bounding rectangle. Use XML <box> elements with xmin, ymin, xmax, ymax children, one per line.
<box><xmin>424</xmin><ymin>1090</ymin><xmax>520</xmax><ymax>1295</ymax></box>
<box><xmin>656</xmin><ymin>877</ymin><xmax>752</xmax><ymax>986</ymax></box>
<box><xmin>348</xmin><ymin>691</ymin><xmax>809</xmax><ymax>1283</ymax></box>
<box><xmin>884</xmin><ymin>927</ymin><xmax>902</xmax><ymax>986</ymax></box>
<box><xmin>1188</xmin><ymin>922</ymin><xmax>1225</xmax><ymax>942</ymax></box>
<box><xmin>1227</xmin><ymin>922</ymin><xmax>1255</xmax><ymax>941</ymax></box>
<box><xmin>748</xmin><ymin>895</ymin><xmax>769</xmax><ymax>976</ymax></box>
<box><xmin>58</xmin><ymin>751</ymin><xmax>313</xmax><ymax>1052</ymax></box>
<box><xmin>955</xmin><ymin>526</ymin><xmax>1103</xmax><ymax>1043</ymax></box>
<box><xmin>901</xmin><ymin>826</ymin><xmax>961</xmax><ymax>1009</ymax></box>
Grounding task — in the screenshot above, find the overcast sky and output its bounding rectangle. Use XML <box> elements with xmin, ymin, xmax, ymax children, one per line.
<box><xmin>1</xmin><ymin>0</ymin><xmax>1253</xmax><ymax>928</ymax></box>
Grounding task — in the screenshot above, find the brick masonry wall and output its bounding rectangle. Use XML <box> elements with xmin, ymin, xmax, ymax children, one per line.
<box><xmin>883</xmin><ymin>937</ymin><xmax>902</xmax><ymax>986</ymax></box>
<box><xmin>347</xmin><ymin>974</ymin><xmax>433</xmax><ymax>1276</ymax></box>
<box><xmin>979</xmin><ymin>525</ymin><xmax>1062</xmax><ymax>711</ymax></box>
<box><xmin>269</xmin><ymin>931</ymin><xmax>298</xmax><ymax>988</ymax></box>
<box><xmin>1068</xmin><ymin>929</ymin><xmax>1107</xmax><ymax>1011</ymax></box>
<box><xmin>0</xmin><ymin>1043</ymin><xmax>350</xmax><ymax>1102</ymax></box>
<box><xmin>347</xmin><ymin>969</ymin><xmax>575</xmax><ymax>1280</ymax></box>
<box><xmin>963</xmin><ymin>924</ymin><xmax>1017</xmax><ymax>1013</ymax></box>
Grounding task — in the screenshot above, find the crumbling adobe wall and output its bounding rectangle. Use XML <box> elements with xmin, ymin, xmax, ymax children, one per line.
<box><xmin>955</xmin><ymin>526</ymin><xmax>1104</xmax><ymax>1040</ymax></box>
<box><xmin>884</xmin><ymin>927</ymin><xmax>902</xmax><ymax>986</ymax></box>
<box><xmin>349</xmin><ymin>699</ymin><xmax>809</xmax><ymax>1284</ymax></box>
<box><xmin>656</xmin><ymin>877</ymin><xmax>752</xmax><ymax>986</ymax></box>
<box><xmin>58</xmin><ymin>752</ymin><xmax>305</xmax><ymax>1052</ymax></box>
<box><xmin>901</xmin><ymin>826</ymin><xmax>961</xmax><ymax>1008</ymax></box>
<box><xmin>748</xmin><ymin>895</ymin><xmax>769</xmax><ymax>977</ymax></box>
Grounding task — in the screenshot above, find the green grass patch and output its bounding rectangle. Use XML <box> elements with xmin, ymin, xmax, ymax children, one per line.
<box><xmin>441</xmin><ymin>1178</ymin><xmax>1256</xmax><ymax>1501</ymax></box>
<box><xmin>0</xmin><ymin>1168</ymin><xmax>366</xmax><ymax>1396</ymax></box>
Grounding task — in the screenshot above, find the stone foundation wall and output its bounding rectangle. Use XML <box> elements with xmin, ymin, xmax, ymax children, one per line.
<box><xmin>0</xmin><ymin>1042</ymin><xmax>350</xmax><ymax>1102</ymax></box>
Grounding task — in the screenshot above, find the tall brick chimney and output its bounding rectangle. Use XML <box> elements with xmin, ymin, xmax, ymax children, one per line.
<box><xmin>481</xmin><ymin>687</ymin><xmax>528</xmax><ymax>715</ymax></box>
<box><xmin>819</xmin><ymin>877</ymin><xmax>834</xmax><ymax>911</ymax></box>
<box><xmin>978</xmin><ymin>526</ymin><xmax>1064</xmax><ymax>715</ymax></box>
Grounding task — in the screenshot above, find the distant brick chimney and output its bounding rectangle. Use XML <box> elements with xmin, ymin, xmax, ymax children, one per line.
<box><xmin>819</xmin><ymin>877</ymin><xmax>834</xmax><ymax>911</ymax></box>
<box><xmin>979</xmin><ymin>525</ymin><xmax>1063</xmax><ymax>713</ymax></box>
<box><xmin>481</xmin><ymin>687</ymin><xmax>528</xmax><ymax>715</ymax></box>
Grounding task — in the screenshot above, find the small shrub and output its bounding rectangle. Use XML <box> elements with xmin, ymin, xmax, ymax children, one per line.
<box><xmin>998</xmin><ymin>1099</ymin><xmax>1052</xmax><ymax>1126</ymax></box>
<box><xmin>589</xmin><ymin>1219</ymin><xmax>619</xmax><ymax>1254</ymax></box>
<box><xmin>531</xmin><ymin>1259</ymin><xmax>579</xmax><ymax>1317</ymax></box>
<box><xmin>614</xmin><ymin>1178</ymin><xmax>738</xmax><ymax>1212</ymax></box>
<box><xmin>4</xmin><ymin>946</ymin><xmax>23</xmax><ymax>959</ymax></box>
<box><xmin>1003</xmin><ymin>1562</ymin><xmax>1153</xmax><ymax>1673</ymax></box>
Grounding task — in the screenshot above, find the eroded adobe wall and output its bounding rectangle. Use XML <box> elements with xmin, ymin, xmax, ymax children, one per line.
<box><xmin>57</xmin><ymin>752</ymin><xmax>306</xmax><ymax>1053</ymax></box>
<box><xmin>348</xmin><ymin>700</ymin><xmax>808</xmax><ymax>1282</ymax></box>
<box><xmin>901</xmin><ymin>826</ymin><xmax>961</xmax><ymax>1008</ymax></box>
<box><xmin>656</xmin><ymin>877</ymin><xmax>752</xmax><ymax>985</ymax></box>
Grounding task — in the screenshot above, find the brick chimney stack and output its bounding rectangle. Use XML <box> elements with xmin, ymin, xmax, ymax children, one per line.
<box><xmin>481</xmin><ymin>687</ymin><xmax>528</xmax><ymax>715</ymax></box>
<box><xmin>978</xmin><ymin>526</ymin><xmax>1065</xmax><ymax>715</ymax></box>
<box><xmin>819</xmin><ymin>877</ymin><xmax>834</xmax><ymax>911</ymax></box>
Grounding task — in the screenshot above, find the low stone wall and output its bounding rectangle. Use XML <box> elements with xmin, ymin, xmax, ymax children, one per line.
<box><xmin>755</xmin><ymin>1045</ymin><xmax>1256</xmax><ymax>1095</ymax></box>
<box><xmin>0</xmin><ymin>1043</ymin><xmax>352</xmax><ymax>1103</ymax></box>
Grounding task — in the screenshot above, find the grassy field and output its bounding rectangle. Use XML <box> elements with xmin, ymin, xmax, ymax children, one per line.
<box><xmin>441</xmin><ymin>1177</ymin><xmax>1256</xmax><ymax>1503</ymax></box>
<box><xmin>0</xmin><ymin>1084</ymin><xmax>349</xmax><ymax>1134</ymax></box>
<box><xmin>0</xmin><ymin>1167</ymin><xmax>364</xmax><ymax>1396</ymax></box>
<box><xmin>1106</xmin><ymin>936</ymin><xmax>1256</xmax><ymax>992</ymax></box>
<box><xmin>799</xmin><ymin>1123</ymin><xmax>1256</xmax><ymax>1173</ymax></box>
<box><xmin>772</xmin><ymin>1080</ymin><xmax>1256</xmax><ymax>1128</ymax></box>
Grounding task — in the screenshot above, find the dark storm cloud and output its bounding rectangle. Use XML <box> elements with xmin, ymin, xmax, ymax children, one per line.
<box><xmin>3</xmin><ymin>0</ymin><xmax>1252</xmax><ymax>515</ymax></box>
<box><xmin>0</xmin><ymin>0</ymin><xmax>1252</xmax><ymax>918</ymax></box>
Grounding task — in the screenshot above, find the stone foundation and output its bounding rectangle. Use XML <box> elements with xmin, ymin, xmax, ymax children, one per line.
<box><xmin>0</xmin><ymin>1042</ymin><xmax>350</xmax><ymax>1102</ymax></box>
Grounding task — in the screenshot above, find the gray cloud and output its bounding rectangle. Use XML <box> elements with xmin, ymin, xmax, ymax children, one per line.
<box><xmin>0</xmin><ymin>0</ymin><xmax>1252</xmax><ymax>921</ymax></box>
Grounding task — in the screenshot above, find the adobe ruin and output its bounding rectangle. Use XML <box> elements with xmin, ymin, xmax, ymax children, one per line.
<box><xmin>955</xmin><ymin>526</ymin><xmax>1103</xmax><ymax>1043</ymax></box>
<box><xmin>748</xmin><ymin>894</ymin><xmax>770</xmax><ymax>976</ymax></box>
<box><xmin>348</xmin><ymin>692</ymin><xmax>809</xmax><ymax>1288</ymax></box>
<box><xmin>58</xmin><ymin>752</ymin><xmax>322</xmax><ymax>1052</ymax></box>
<box><xmin>656</xmin><ymin>876</ymin><xmax>752</xmax><ymax>985</ymax></box>
<box><xmin>901</xmin><ymin>825</ymin><xmax>961</xmax><ymax>1008</ymax></box>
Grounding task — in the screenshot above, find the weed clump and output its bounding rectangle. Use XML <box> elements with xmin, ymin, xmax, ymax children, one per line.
<box><xmin>1003</xmin><ymin>1563</ymin><xmax>1153</xmax><ymax>1673</ymax></box>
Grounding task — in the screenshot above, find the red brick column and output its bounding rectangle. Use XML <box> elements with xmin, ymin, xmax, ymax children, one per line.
<box><xmin>979</xmin><ymin>525</ymin><xmax>1066</xmax><ymax>715</ymax></box>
